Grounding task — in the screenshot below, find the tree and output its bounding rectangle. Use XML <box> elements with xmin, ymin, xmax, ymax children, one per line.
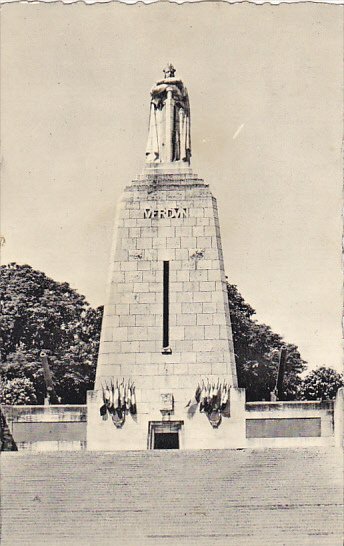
<box><xmin>300</xmin><ymin>367</ymin><xmax>344</xmax><ymax>401</ymax></box>
<box><xmin>227</xmin><ymin>283</ymin><xmax>306</xmax><ymax>401</ymax></box>
<box><xmin>0</xmin><ymin>263</ymin><xmax>89</xmax><ymax>359</ymax></box>
<box><xmin>0</xmin><ymin>377</ymin><xmax>37</xmax><ymax>405</ymax></box>
<box><xmin>0</xmin><ymin>264</ymin><xmax>103</xmax><ymax>404</ymax></box>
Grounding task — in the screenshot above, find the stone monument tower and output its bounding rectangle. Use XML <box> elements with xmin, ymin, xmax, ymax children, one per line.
<box><xmin>87</xmin><ymin>65</ymin><xmax>246</xmax><ymax>450</ymax></box>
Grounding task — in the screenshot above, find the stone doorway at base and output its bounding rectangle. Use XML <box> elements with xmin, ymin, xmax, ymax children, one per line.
<box><xmin>148</xmin><ymin>420</ymin><xmax>184</xmax><ymax>450</ymax></box>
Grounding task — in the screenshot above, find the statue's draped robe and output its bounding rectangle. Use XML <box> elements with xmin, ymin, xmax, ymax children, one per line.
<box><xmin>177</xmin><ymin>107</ymin><xmax>191</xmax><ymax>163</ymax></box>
<box><xmin>146</xmin><ymin>103</ymin><xmax>160</xmax><ymax>161</ymax></box>
<box><xmin>145</xmin><ymin>81</ymin><xmax>191</xmax><ymax>164</ymax></box>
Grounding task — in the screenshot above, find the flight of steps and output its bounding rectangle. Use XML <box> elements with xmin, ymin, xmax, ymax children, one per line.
<box><xmin>1</xmin><ymin>448</ymin><xmax>343</xmax><ymax>546</ymax></box>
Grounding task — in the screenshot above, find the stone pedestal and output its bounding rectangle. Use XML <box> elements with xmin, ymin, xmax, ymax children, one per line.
<box><xmin>334</xmin><ymin>387</ymin><xmax>344</xmax><ymax>448</ymax></box>
<box><xmin>87</xmin><ymin>169</ymin><xmax>244</xmax><ymax>450</ymax></box>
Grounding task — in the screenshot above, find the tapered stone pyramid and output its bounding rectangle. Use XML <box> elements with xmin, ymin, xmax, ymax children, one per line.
<box><xmin>87</xmin><ymin>66</ymin><xmax>245</xmax><ymax>450</ymax></box>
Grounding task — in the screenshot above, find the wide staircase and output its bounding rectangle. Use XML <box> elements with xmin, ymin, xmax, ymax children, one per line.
<box><xmin>1</xmin><ymin>448</ymin><xmax>343</xmax><ymax>546</ymax></box>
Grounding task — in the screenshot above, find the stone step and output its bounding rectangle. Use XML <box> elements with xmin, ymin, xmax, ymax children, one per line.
<box><xmin>1</xmin><ymin>448</ymin><xmax>343</xmax><ymax>546</ymax></box>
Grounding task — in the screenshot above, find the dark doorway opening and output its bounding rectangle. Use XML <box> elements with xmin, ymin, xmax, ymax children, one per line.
<box><xmin>148</xmin><ymin>420</ymin><xmax>183</xmax><ymax>450</ymax></box>
<box><xmin>154</xmin><ymin>432</ymin><xmax>179</xmax><ymax>450</ymax></box>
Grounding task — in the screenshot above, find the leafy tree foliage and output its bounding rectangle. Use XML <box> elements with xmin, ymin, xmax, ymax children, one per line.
<box><xmin>0</xmin><ymin>264</ymin><xmax>103</xmax><ymax>404</ymax></box>
<box><xmin>227</xmin><ymin>283</ymin><xmax>306</xmax><ymax>401</ymax></box>
<box><xmin>0</xmin><ymin>377</ymin><xmax>37</xmax><ymax>405</ymax></box>
<box><xmin>300</xmin><ymin>367</ymin><xmax>343</xmax><ymax>401</ymax></box>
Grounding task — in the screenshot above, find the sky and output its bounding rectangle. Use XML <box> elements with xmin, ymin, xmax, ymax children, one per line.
<box><xmin>1</xmin><ymin>3</ymin><xmax>343</xmax><ymax>373</ymax></box>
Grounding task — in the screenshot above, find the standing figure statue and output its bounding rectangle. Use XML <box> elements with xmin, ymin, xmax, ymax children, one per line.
<box><xmin>146</xmin><ymin>64</ymin><xmax>191</xmax><ymax>166</ymax></box>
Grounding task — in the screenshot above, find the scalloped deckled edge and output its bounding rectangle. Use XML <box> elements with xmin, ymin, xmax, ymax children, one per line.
<box><xmin>1</xmin><ymin>0</ymin><xmax>344</xmax><ymax>5</ymax></box>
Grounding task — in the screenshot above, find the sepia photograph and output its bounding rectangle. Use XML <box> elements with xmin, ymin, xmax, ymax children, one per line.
<box><xmin>0</xmin><ymin>3</ymin><xmax>343</xmax><ymax>545</ymax></box>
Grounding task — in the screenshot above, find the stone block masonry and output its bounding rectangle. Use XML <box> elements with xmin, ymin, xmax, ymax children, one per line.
<box><xmin>87</xmin><ymin>170</ymin><xmax>242</xmax><ymax>450</ymax></box>
<box><xmin>95</xmin><ymin>172</ymin><xmax>237</xmax><ymax>387</ymax></box>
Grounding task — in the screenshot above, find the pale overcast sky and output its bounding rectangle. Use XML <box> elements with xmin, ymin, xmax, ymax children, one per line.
<box><xmin>1</xmin><ymin>3</ymin><xmax>343</xmax><ymax>372</ymax></box>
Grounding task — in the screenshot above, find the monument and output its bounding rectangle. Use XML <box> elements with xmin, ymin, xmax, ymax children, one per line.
<box><xmin>87</xmin><ymin>65</ymin><xmax>246</xmax><ymax>450</ymax></box>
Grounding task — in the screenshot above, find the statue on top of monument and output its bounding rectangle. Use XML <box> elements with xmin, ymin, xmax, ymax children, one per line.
<box><xmin>145</xmin><ymin>64</ymin><xmax>191</xmax><ymax>166</ymax></box>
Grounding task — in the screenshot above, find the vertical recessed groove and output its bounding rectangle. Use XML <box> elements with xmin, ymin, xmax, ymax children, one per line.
<box><xmin>162</xmin><ymin>261</ymin><xmax>171</xmax><ymax>354</ymax></box>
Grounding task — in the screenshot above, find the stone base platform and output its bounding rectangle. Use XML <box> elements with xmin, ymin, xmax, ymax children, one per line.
<box><xmin>87</xmin><ymin>386</ymin><xmax>246</xmax><ymax>451</ymax></box>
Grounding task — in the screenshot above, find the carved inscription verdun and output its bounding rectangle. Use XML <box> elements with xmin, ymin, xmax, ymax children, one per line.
<box><xmin>144</xmin><ymin>208</ymin><xmax>188</xmax><ymax>219</ymax></box>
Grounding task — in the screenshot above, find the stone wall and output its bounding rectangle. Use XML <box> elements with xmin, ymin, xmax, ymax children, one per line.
<box><xmin>245</xmin><ymin>400</ymin><xmax>335</xmax><ymax>448</ymax></box>
<box><xmin>1</xmin><ymin>405</ymin><xmax>86</xmax><ymax>451</ymax></box>
<box><xmin>2</xmin><ymin>394</ymin><xmax>341</xmax><ymax>451</ymax></box>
